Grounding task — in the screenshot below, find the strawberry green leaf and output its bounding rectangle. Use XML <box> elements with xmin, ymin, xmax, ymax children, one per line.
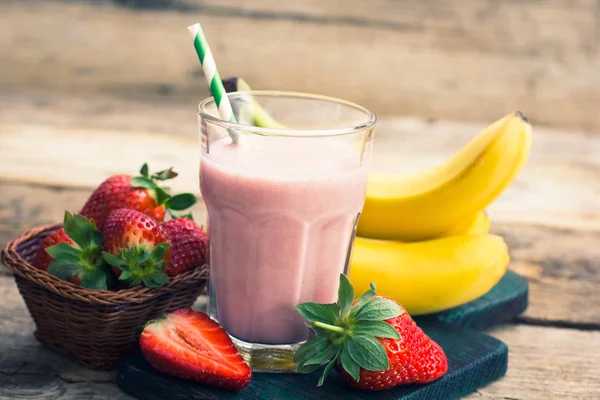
<box><xmin>296</xmin><ymin>302</ymin><xmax>339</xmax><ymax>325</ymax></box>
<box><xmin>294</xmin><ymin>336</ymin><xmax>331</xmax><ymax>368</ymax></box>
<box><xmin>340</xmin><ymin>342</ymin><xmax>360</xmax><ymax>382</ymax></box>
<box><xmin>46</xmin><ymin>243</ymin><xmax>81</xmax><ymax>260</ymax></box>
<box><xmin>102</xmin><ymin>252</ymin><xmax>126</xmax><ymax>267</ymax></box>
<box><xmin>150</xmin><ymin>243</ymin><xmax>170</xmax><ymax>262</ymax></box>
<box><xmin>143</xmin><ymin>272</ymin><xmax>169</xmax><ymax>288</ymax></box>
<box><xmin>346</xmin><ymin>335</ymin><xmax>388</xmax><ymax>371</ymax></box>
<box><xmin>154</xmin><ymin>187</ymin><xmax>171</xmax><ymax>205</ymax></box>
<box><xmin>140</xmin><ymin>163</ymin><xmax>150</xmax><ymax>178</ymax></box>
<box><xmin>47</xmin><ymin>259</ymin><xmax>79</xmax><ymax>280</ymax></box>
<box><xmin>152</xmin><ymin>167</ymin><xmax>178</xmax><ymax>181</ymax></box>
<box><xmin>80</xmin><ymin>268</ymin><xmax>108</xmax><ymax>290</ymax></box>
<box><xmin>338</xmin><ymin>274</ymin><xmax>354</xmax><ymax>318</ymax></box>
<box><xmin>303</xmin><ymin>343</ymin><xmax>340</xmax><ymax>367</ymax></box>
<box><xmin>317</xmin><ymin>348</ymin><xmax>341</xmax><ymax>387</ymax></box>
<box><xmin>164</xmin><ymin>193</ymin><xmax>197</xmax><ymax>211</ymax></box>
<box><xmin>119</xmin><ymin>270</ymin><xmax>132</xmax><ymax>281</ymax></box>
<box><xmin>63</xmin><ymin>212</ymin><xmax>95</xmax><ymax>249</ymax></box>
<box><xmin>354</xmin><ymin>297</ymin><xmax>403</xmax><ymax>322</ymax></box>
<box><xmin>350</xmin><ymin>282</ymin><xmax>376</xmax><ymax>317</ymax></box>
<box><xmin>353</xmin><ymin>320</ymin><xmax>401</xmax><ymax>340</ymax></box>
<box><xmin>130</xmin><ymin>176</ymin><xmax>156</xmax><ymax>190</ymax></box>
<box><xmin>297</xmin><ymin>363</ymin><xmax>322</xmax><ymax>374</ymax></box>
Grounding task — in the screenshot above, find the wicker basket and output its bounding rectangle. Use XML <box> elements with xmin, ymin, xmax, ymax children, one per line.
<box><xmin>1</xmin><ymin>223</ymin><xmax>208</xmax><ymax>370</ymax></box>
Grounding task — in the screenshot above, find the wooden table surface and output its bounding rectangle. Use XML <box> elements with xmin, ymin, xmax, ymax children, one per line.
<box><xmin>1</xmin><ymin>1</ymin><xmax>600</xmax><ymax>399</ymax></box>
<box><xmin>1</xmin><ymin>92</ymin><xmax>599</xmax><ymax>400</ymax></box>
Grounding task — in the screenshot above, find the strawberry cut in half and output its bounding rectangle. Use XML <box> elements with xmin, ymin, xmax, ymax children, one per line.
<box><xmin>140</xmin><ymin>308</ymin><xmax>252</xmax><ymax>391</ymax></box>
<box><xmin>295</xmin><ymin>274</ymin><xmax>448</xmax><ymax>391</ymax></box>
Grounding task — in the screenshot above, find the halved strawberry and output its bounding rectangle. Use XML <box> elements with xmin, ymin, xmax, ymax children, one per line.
<box><xmin>102</xmin><ymin>208</ymin><xmax>171</xmax><ymax>288</ymax></box>
<box><xmin>140</xmin><ymin>308</ymin><xmax>252</xmax><ymax>391</ymax></box>
<box><xmin>80</xmin><ymin>163</ymin><xmax>197</xmax><ymax>231</ymax></box>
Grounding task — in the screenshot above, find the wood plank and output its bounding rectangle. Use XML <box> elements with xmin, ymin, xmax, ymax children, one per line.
<box><xmin>1</xmin><ymin>1</ymin><xmax>599</xmax><ymax>131</ymax></box>
<box><xmin>1</xmin><ymin>181</ymin><xmax>598</xmax><ymax>326</ymax></box>
<box><xmin>1</xmin><ymin>276</ymin><xmax>597</xmax><ymax>399</ymax></box>
<box><xmin>465</xmin><ymin>324</ymin><xmax>600</xmax><ymax>399</ymax></box>
<box><xmin>2</xmin><ymin>112</ymin><xmax>599</xmax><ymax>230</ymax></box>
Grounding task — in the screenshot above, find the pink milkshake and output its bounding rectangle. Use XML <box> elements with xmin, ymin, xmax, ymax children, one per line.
<box><xmin>198</xmin><ymin>91</ymin><xmax>375</xmax><ymax>371</ymax></box>
<box><xmin>201</xmin><ymin>135</ymin><xmax>367</xmax><ymax>344</ymax></box>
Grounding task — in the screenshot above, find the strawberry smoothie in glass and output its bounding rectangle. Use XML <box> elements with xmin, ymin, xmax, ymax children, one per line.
<box><xmin>198</xmin><ymin>91</ymin><xmax>376</xmax><ymax>372</ymax></box>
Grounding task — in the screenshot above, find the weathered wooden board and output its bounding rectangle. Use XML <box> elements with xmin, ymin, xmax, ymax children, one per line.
<box><xmin>117</xmin><ymin>323</ymin><xmax>508</xmax><ymax>400</ymax></box>
<box><xmin>1</xmin><ymin>0</ymin><xmax>599</xmax><ymax>131</ymax></box>
<box><xmin>1</xmin><ymin>276</ymin><xmax>598</xmax><ymax>399</ymax></box>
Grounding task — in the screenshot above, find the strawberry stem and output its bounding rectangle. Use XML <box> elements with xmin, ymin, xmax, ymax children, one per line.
<box><xmin>313</xmin><ymin>321</ymin><xmax>346</xmax><ymax>334</ymax></box>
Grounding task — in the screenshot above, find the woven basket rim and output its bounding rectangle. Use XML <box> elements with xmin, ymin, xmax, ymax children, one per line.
<box><xmin>1</xmin><ymin>223</ymin><xmax>208</xmax><ymax>306</ymax></box>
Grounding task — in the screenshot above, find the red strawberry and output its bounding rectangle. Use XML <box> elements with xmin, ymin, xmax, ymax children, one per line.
<box><xmin>80</xmin><ymin>163</ymin><xmax>197</xmax><ymax>231</ymax></box>
<box><xmin>161</xmin><ymin>217</ymin><xmax>208</xmax><ymax>277</ymax></box>
<box><xmin>140</xmin><ymin>308</ymin><xmax>251</xmax><ymax>391</ymax></box>
<box><xmin>34</xmin><ymin>212</ymin><xmax>111</xmax><ymax>289</ymax></box>
<box><xmin>338</xmin><ymin>311</ymin><xmax>448</xmax><ymax>390</ymax></box>
<box><xmin>295</xmin><ymin>275</ymin><xmax>448</xmax><ymax>390</ymax></box>
<box><xmin>102</xmin><ymin>208</ymin><xmax>171</xmax><ymax>288</ymax></box>
<box><xmin>35</xmin><ymin>228</ymin><xmax>74</xmax><ymax>271</ymax></box>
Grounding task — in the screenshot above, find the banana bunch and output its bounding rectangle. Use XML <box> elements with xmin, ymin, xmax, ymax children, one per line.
<box><xmin>349</xmin><ymin>112</ymin><xmax>532</xmax><ymax>315</ymax></box>
<box><xmin>221</xmin><ymin>77</ymin><xmax>532</xmax><ymax>316</ymax></box>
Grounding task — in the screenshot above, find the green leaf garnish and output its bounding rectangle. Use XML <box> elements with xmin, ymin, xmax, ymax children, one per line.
<box><xmin>45</xmin><ymin>212</ymin><xmax>110</xmax><ymax>289</ymax></box>
<box><xmin>46</xmin><ymin>242</ymin><xmax>81</xmax><ymax>260</ymax></box>
<box><xmin>164</xmin><ymin>193</ymin><xmax>197</xmax><ymax>211</ymax></box>
<box><xmin>131</xmin><ymin>164</ymin><xmax>196</xmax><ymax>214</ymax></box>
<box><xmin>152</xmin><ymin>167</ymin><xmax>178</xmax><ymax>181</ymax></box>
<box><xmin>340</xmin><ymin>342</ymin><xmax>360</xmax><ymax>382</ymax></box>
<box><xmin>318</xmin><ymin>349</ymin><xmax>341</xmax><ymax>387</ymax></box>
<box><xmin>349</xmin><ymin>282</ymin><xmax>376</xmax><ymax>317</ymax></box>
<box><xmin>338</xmin><ymin>273</ymin><xmax>354</xmax><ymax>318</ymax></box>
<box><xmin>47</xmin><ymin>260</ymin><xmax>79</xmax><ymax>280</ymax></box>
<box><xmin>354</xmin><ymin>297</ymin><xmax>403</xmax><ymax>322</ymax></box>
<box><xmin>80</xmin><ymin>268</ymin><xmax>109</xmax><ymax>290</ymax></box>
<box><xmin>294</xmin><ymin>336</ymin><xmax>330</xmax><ymax>366</ymax></box>
<box><xmin>347</xmin><ymin>335</ymin><xmax>389</xmax><ymax>371</ymax></box>
<box><xmin>130</xmin><ymin>176</ymin><xmax>156</xmax><ymax>190</ymax></box>
<box><xmin>295</xmin><ymin>274</ymin><xmax>404</xmax><ymax>387</ymax></box>
<box><xmin>140</xmin><ymin>163</ymin><xmax>149</xmax><ymax>178</ymax></box>
<box><xmin>353</xmin><ymin>320</ymin><xmax>401</xmax><ymax>340</ymax></box>
<box><xmin>296</xmin><ymin>302</ymin><xmax>338</xmax><ymax>325</ymax></box>
<box><xmin>105</xmin><ymin>245</ymin><xmax>170</xmax><ymax>289</ymax></box>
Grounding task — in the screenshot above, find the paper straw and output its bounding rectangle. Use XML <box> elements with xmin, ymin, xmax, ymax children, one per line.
<box><xmin>187</xmin><ymin>23</ymin><xmax>239</xmax><ymax>143</ymax></box>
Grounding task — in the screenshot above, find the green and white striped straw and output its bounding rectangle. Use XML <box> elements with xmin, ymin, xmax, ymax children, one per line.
<box><xmin>187</xmin><ymin>23</ymin><xmax>239</xmax><ymax>143</ymax></box>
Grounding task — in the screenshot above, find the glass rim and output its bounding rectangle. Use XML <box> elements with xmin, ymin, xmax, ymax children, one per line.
<box><xmin>197</xmin><ymin>90</ymin><xmax>377</xmax><ymax>137</ymax></box>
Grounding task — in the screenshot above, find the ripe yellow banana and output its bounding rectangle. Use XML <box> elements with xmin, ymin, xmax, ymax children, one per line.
<box><xmin>357</xmin><ymin>112</ymin><xmax>532</xmax><ymax>241</ymax></box>
<box><xmin>445</xmin><ymin>211</ymin><xmax>490</xmax><ymax>236</ymax></box>
<box><xmin>349</xmin><ymin>234</ymin><xmax>509</xmax><ymax>315</ymax></box>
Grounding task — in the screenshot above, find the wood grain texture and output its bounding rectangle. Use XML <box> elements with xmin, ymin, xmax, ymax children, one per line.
<box><xmin>466</xmin><ymin>325</ymin><xmax>600</xmax><ymax>400</ymax></box>
<box><xmin>1</xmin><ymin>0</ymin><xmax>599</xmax><ymax>131</ymax></box>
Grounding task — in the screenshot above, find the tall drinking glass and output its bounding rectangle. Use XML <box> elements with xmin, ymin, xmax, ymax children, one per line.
<box><xmin>198</xmin><ymin>91</ymin><xmax>376</xmax><ymax>372</ymax></box>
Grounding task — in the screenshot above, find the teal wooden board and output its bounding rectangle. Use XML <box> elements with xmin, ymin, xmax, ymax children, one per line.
<box><xmin>117</xmin><ymin>322</ymin><xmax>508</xmax><ymax>400</ymax></box>
<box><xmin>415</xmin><ymin>270</ymin><xmax>529</xmax><ymax>330</ymax></box>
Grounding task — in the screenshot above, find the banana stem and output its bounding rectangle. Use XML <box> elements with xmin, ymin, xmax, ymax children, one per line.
<box><xmin>312</xmin><ymin>321</ymin><xmax>345</xmax><ymax>334</ymax></box>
